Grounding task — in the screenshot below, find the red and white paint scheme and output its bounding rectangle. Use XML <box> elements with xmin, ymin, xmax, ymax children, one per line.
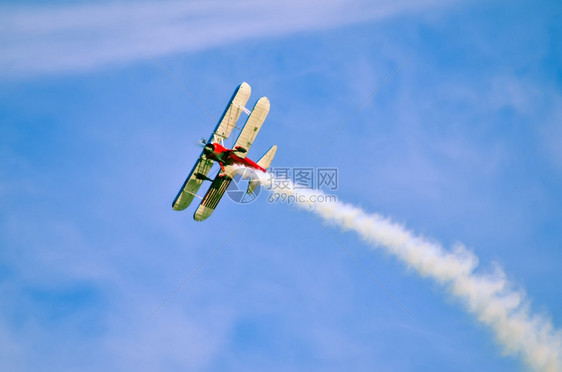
<box><xmin>172</xmin><ymin>82</ymin><xmax>277</xmax><ymax>221</ymax></box>
<box><xmin>202</xmin><ymin>141</ymin><xmax>267</xmax><ymax>173</ymax></box>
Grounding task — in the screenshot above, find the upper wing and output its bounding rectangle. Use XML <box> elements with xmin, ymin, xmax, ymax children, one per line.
<box><xmin>208</xmin><ymin>82</ymin><xmax>252</xmax><ymax>143</ymax></box>
<box><xmin>173</xmin><ymin>82</ymin><xmax>251</xmax><ymax>211</ymax></box>
<box><xmin>172</xmin><ymin>155</ymin><xmax>214</xmax><ymax>211</ymax></box>
<box><xmin>193</xmin><ymin>174</ymin><xmax>233</xmax><ymax>221</ymax></box>
<box><xmin>232</xmin><ymin>96</ymin><xmax>270</xmax><ymax>158</ymax></box>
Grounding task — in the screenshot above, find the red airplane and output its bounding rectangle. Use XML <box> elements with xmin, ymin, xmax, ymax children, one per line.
<box><xmin>172</xmin><ymin>82</ymin><xmax>277</xmax><ymax>221</ymax></box>
<box><xmin>202</xmin><ymin>141</ymin><xmax>267</xmax><ymax>173</ymax></box>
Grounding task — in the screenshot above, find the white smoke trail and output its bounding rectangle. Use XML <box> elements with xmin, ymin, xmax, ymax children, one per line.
<box><xmin>250</xmin><ymin>169</ymin><xmax>562</xmax><ymax>371</ymax></box>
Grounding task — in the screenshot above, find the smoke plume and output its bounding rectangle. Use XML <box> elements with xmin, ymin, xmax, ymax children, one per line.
<box><xmin>253</xmin><ymin>170</ymin><xmax>561</xmax><ymax>371</ymax></box>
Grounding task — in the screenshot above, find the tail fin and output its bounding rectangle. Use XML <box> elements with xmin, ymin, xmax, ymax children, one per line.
<box><xmin>257</xmin><ymin>145</ymin><xmax>277</xmax><ymax>169</ymax></box>
<box><xmin>248</xmin><ymin>145</ymin><xmax>277</xmax><ymax>194</ymax></box>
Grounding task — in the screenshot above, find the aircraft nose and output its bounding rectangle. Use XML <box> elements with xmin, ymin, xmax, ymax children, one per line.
<box><xmin>203</xmin><ymin>143</ymin><xmax>214</xmax><ymax>154</ymax></box>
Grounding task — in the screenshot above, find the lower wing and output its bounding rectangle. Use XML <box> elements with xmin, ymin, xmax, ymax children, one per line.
<box><xmin>172</xmin><ymin>156</ymin><xmax>214</xmax><ymax>211</ymax></box>
<box><xmin>193</xmin><ymin>173</ymin><xmax>233</xmax><ymax>221</ymax></box>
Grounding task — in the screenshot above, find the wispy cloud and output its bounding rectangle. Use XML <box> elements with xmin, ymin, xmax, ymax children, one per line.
<box><xmin>0</xmin><ymin>0</ymin><xmax>445</xmax><ymax>77</ymax></box>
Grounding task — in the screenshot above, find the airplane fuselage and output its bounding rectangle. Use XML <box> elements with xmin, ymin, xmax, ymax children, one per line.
<box><xmin>203</xmin><ymin>142</ymin><xmax>266</xmax><ymax>172</ymax></box>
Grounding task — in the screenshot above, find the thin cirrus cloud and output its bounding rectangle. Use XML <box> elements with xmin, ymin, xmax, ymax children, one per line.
<box><xmin>0</xmin><ymin>0</ymin><xmax>445</xmax><ymax>77</ymax></box>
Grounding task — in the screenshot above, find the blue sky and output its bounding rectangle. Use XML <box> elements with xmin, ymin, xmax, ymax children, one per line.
<box><xmin>1</xmin><ymin>0</ymin><xmax>561</xmax><ymax>370</ymax></box>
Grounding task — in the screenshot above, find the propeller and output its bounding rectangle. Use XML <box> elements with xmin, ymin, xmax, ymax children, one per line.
<box><xmin>194</xmin><ymin>137</ymin><xmax>207</xmax><ymax>148</ymax></box>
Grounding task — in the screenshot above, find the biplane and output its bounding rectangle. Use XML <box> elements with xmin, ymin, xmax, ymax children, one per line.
<box><xmin>172</xmin><ymin>82</ymin><xmax>277</xmax><ymax>221</ymax></box>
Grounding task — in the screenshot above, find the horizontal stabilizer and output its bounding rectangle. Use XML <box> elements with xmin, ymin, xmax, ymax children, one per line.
<box><xmin>195</xmin><ymin>172</ymin><xmax>213</xmax><ymax>181</ymax></box>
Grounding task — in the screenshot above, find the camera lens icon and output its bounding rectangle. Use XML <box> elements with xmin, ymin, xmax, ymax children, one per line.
<box><xmin>226</xmin><ymin>168</ymin><xmax>261</xmax><ymax>204</ymax></box>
